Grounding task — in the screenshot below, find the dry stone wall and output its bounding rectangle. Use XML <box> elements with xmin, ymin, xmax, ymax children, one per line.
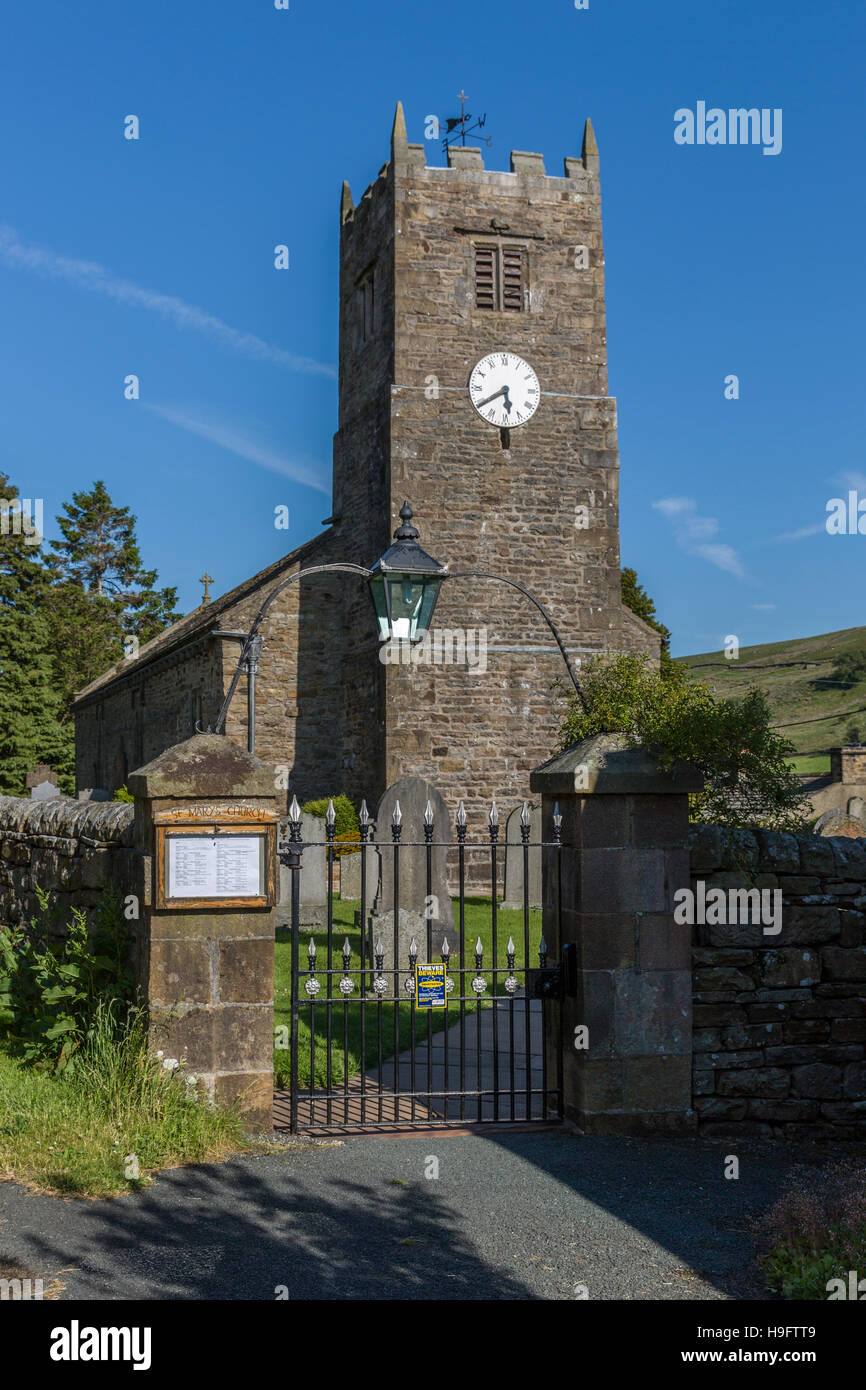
<box><xmin>0</xmin><ymin>797</ymin><xmax>138</xmax><ymax>931</ymax></box>
<box><xmin>690</xmin><ymin>824</ymin><xmax>866</xmax><ymax>1140</ymax></box>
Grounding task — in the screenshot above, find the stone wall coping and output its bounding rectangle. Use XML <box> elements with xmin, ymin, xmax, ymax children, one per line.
<box><xmin>689</xmin><ymin>822</ymin><xmax>866</xmax><ymax>871</ymax></box>
<box><xmin>0</xmin><ymin>796</ymin><xmax>134</xmax><ymax>845</ymax></box>
<box><xmin>531</xmin><ymin>734</ymin><xmax>703</xmax><ymax>796</ymax></box>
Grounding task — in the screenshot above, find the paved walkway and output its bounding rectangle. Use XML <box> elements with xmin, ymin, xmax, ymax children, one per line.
<box><xmin>368</xmin><ymin>997</ymin><xmax>546</xmax><ymax>1123</ymax></box>
<box><xmin>0</xmin><ymin>1131</ymin><xmax>795</xmax><ymax>1300</ymax></box>
<box><xmin>274</xmin><ymin>997</ymin><xmax>547</xmax><ymax>1131</ymax></box>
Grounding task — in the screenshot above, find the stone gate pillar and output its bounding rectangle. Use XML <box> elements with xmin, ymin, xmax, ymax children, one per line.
<box><xmin>531</xmin><ymin>734</ymin><xmax>702</xmax><ymax>1135</ymax></box>
<box><xmin>128</xmin><ymin>734</ymin><xmax>278</xmax><ymax>1131</ymax></box>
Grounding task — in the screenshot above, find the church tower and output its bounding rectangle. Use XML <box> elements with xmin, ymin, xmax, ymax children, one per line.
<box><xmin>321</xmin><ymin>103</ymin><xmax>658</xmax><ymax>816</ymax></box>
<box><xmin>71</xmin><ymin>102</ymin><xmax>658</xmax><ymax>813</ymax></box>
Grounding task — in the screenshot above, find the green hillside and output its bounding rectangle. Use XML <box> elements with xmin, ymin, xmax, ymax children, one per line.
<box><xmin>676</xmin><ymin>627</ymin><xmax>866</xmax><ymax>775</ymax></box>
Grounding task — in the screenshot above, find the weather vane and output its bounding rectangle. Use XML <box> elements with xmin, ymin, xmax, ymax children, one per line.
<box><xmin>442</xmin><ymin>90</ymin><xmax>492</xmax><ymax>152</ymax></box>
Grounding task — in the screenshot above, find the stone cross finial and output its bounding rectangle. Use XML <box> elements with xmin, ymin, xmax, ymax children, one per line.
<box><xmin>199</xmin><ymin>572</ymin><xmax>214</xmax><ymax>604</ymax></box>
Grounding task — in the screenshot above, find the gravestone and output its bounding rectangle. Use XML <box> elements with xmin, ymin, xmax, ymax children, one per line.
<box><xmin>31</xmin><ymin>783</ymin><xmax>63</xmax><ymax>802</ymax></box>
<box><xmin>369</xmin><ymin>777</ymin><xmax>453</xmax><ymax>993</ymax></box>
<box><xmin>276</xmin><ymin>811</ymin><xmax>330</xmax><ymax>927</ymax></box>
<box><xmin>814</xmin><ymin>808</ymin><xmax>865</xmax><ymax>839</ymax></box>
<box><xmin>502</xmin><ymin>803</ymin><xmax>542</xmax><ymax>909</ymax></box>
<box><xmin>26</xmin><ymin>763</ymin><xmax>60</xmax><ymax>801</ymax></box>
<box><xmin>848</xmin><ymin>797</ymin><xmax>866</xmax><ymax>822</ymax></box>
<box><xmin>340</xmin><ymin>843</ymin><xmax>380</xmax><ymax>902</ymax></box>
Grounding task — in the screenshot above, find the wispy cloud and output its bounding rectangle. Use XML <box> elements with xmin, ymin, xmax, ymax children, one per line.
<box><xmin>777</xmin><ymin>472</ymin><xmax>866</xmax><ymax>541</ymax></box>
<box><xmin>752</xmin><ymin>603</ymin><xmax>776</xmax><ymax>612</ymax></box>
<box><xmin>0</xmin><ymin>224</ymin><xmax>335</xmax><ymax>377</ymax></box>
<box><xmin>651</xmin><ymin>497</ymin><xmax>746</xmax><ymax>578</ymax></box>
<box><xmin>145</xmin><ymin>403</ymin><xmax>331</xmax><ymax>496</ymax></box>
<box><xmin>775</xmin><ymin>521</ymin><xmax>825</xmax><ymax>541</ymax></box>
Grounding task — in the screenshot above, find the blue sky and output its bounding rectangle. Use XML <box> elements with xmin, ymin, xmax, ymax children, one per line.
<box><xmin>1</xmin><ymin>0</ymin><xmax>863</xmax><ymax>656</ymax></box>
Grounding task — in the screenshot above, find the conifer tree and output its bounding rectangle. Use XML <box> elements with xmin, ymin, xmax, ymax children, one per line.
<box><xmin>0</xmin><ymin>473</ymin><xmax>74</xmax><ymax>794</ymax></box>
<box><xmin>45</xmin><ymin>481</ymin><xmax>182</xmax><ymax>709</ymax></box>
<box><xmin>49</xmin><ymin>480</ymin><xmax>181</xmax><ymax>642</ymax></box>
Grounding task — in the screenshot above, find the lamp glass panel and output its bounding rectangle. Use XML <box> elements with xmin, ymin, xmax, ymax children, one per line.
<box><xmin>368</xmin><ymin>574</ymin><xmax>391</xmax><ymax>642</ymax></box>
<box><xmin>416</xmin><ymin>580</ymin><xmax>442</xmax><ymax>638</ymax></box>
<box><xmin>387</xmin><ymin>575</ymin><xmax>425</xmax><ymax>641</ymax></box>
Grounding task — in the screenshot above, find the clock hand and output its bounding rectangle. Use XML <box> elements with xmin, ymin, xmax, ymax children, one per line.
<box><xmin>502</xmin><ymin>389</ymin><xmax>513</xmax><ymax>416</ymax></box>
<box><xmin>474</xmin><ymin>385</ymin><xmax>507</xmax><ymax>409</ymax></box>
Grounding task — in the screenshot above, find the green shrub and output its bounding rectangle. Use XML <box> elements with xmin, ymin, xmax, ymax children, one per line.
<box><xmin>113</xmin><ymin>784</ymin><xmax>134</xmax><ymax>803</ymax></box>
<box><xmin>0</xmin><ymin>885</ymin><xmax>133</xmax><ymax>1073</ymax></box>
<box><xmin>757</xmin><ymin>1162</ymin><xmax>866</xmax><ymax>1299</ymax></box>
<box><xmin>829</xmin><ymin>652</ymin><xmax>866</xmax><ymax>689</ymax></box>
<box><xmin>557</xmin><ymin>652</ymin><xmax>810</xmax><ymax>833</ymax></box>
<box><xmin>302</xmin><ymin>794</ymin><xmax>360</xmax><ymax>838</ymax></box>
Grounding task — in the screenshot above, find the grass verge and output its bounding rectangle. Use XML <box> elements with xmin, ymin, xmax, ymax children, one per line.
<box><xmin>0</xmin><ymin>1005</ymin><xmax>251</xmax><ymax>1198</ymax></box>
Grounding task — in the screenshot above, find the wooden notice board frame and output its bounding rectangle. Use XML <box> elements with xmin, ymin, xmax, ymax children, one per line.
<box><xmin>153</xmin><ymin>806</ymin><xmax>278</xmax><ymax>911</ymax></box>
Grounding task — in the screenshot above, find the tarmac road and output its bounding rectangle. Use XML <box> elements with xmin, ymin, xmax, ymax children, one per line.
<box><xmin>0</xmin><ymin>1130</ymin><xmax>797</xmax><ymax>1301</ymax></box>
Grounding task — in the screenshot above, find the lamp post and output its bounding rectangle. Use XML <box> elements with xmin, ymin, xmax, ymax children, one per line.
<box><xmin>204</xmin><ymin>501</ymin><xmax>587</xmax><ymax>748</ymax></box>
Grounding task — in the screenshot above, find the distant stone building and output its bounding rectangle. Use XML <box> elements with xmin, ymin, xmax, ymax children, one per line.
<box><xmin>73</xmin><ymin>104</ymin><xmax>659</xmax><ymax>819</ymax></box>
<box><xmin>801</xmin><ymin>745</ymin><xmax>866</xmax><ymax>825</ymax></box>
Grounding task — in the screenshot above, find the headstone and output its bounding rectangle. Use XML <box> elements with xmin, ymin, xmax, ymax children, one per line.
<box><xmin>814</xmin><ymin>808</ymin><xmax>865</xmax><ymax>839</ymax></box>
<box><xmin>370</xmin><ymin>777</ymin><xmax>454</xmax><ymax>993</ymax></box>
<box><xmin>26</xmin><ymin>763</ymin><xmax>57</xmax><ymax>795</ymax></box>
<box><xmin>339</xmin><ymin>843</ymin><xmax>380</xmax><ymax>902</ymax></box>
<box><xmin>502</xmin><ymin>803</ymin><xmax>542</xmax><ymax>908</ymax></box>
<box><xmin>77</xmin><ymin>788</ymin><xmax>110</xmax><ymax>802</ymax></box>
<box><xmin>29</xmin><ymin>781</ymin><xmax>64</xmax><ymax>802</ymax></box>
<box><xmin>276</xmin><ymin>811</ymin><xmax>330</xmax><ymax>927</ymax></box>
<box><xmin>848</xmin><ymin>797</ymin><xmax>866</xmax><ymax>822</ymax></box>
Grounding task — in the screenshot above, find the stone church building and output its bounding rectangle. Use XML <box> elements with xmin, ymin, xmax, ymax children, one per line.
<box><xmin>73</xmin><ymin>103</ymin><xmax>659</xmax><ymax>820</ymax></box>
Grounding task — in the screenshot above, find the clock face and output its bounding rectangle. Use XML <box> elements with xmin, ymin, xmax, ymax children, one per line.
<box><xmin>468</xmin><ymin>352</ymin><xmax>540</xmax><ymax>428</ymax></box>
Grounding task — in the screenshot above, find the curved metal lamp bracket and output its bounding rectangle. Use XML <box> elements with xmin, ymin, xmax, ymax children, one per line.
<box><xmin>202</xmin><ymin>562</ymin><xmax>373</xmax><ymax>738</ymax></box>
<box><xmin>448</xmin><ymin>569</ymin><xmax>589</xmax><ymax>713</ymax></box>
<box><xmin>200</xmin><ymin>558</ymin><xmax>588</xmax><ymax>743</ymax></box>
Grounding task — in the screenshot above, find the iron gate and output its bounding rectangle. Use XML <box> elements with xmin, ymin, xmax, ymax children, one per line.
<box><xmin>277</xmin><ymin>797</ymin><xmax>564</xmax><ymax>1133</ymax></box>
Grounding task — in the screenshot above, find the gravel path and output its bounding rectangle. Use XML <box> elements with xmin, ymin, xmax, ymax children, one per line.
<box><xmin>0</xmin><ymin>1130</ymin><xmax>795</xmax><ymax>1301</ymax></box>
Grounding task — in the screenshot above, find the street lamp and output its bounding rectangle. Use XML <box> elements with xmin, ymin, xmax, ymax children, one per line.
<box><xmin>205</xmin><ymin>500</ymin><xmax>586</xmax><ymax>749</ymax></box>
<box><xmin>367</xmin><ymin>502</ymin><xmax>448</xmax><ymax>643</ymax></box>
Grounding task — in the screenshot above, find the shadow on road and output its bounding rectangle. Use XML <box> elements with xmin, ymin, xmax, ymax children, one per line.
<box><xmin>6</xmin><ymin>1148</ymin><xmax>536</xmax><ymax>1301</ymax></box>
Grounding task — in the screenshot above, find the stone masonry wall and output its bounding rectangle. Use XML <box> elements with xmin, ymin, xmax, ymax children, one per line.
<box><xmin>832</xmin><ymin>746</ymin><xmax>866</xmax><ymax>784</ymax></box>
<box><xmin>0</xmin><ymin>797</ymin><xmax>138</xmax><ymax>930</ymax></box>
<box><xmin>74</xmin><ymin>635</ymin><xmax>225</xmax><ymax>796</ymax></box>
<box><xmin>690</xmin><ymin>825</ymin><xmax>866</xmax><ymax>1140</ymax></box>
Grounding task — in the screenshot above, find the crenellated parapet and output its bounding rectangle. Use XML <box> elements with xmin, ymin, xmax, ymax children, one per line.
<box><xmin>341</xmin><ymin>101</ymin><xmax>602</xmax><ymax>235</ymax></box>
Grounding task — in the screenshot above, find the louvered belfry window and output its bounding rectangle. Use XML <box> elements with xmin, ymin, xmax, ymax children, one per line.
<box><xmin>474</xmin><ymin>244</ymin><xmax>525</xmax><ymax>311</ymax></box>
<box><xmin>474</xmin><ymin>246</ymin><xmax>496</xmax><ymax>309</ymax></box>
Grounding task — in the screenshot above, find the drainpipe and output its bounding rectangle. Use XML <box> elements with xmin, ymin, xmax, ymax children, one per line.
<box><xmin>211</xmin><ymin>630</ymin><xmax>262</xmax><ymax>755</ymax></box>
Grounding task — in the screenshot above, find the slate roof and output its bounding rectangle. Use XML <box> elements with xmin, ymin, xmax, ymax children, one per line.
<box><xmin>72</xmin><ymin>529</ymin><xmax>331</xmax><ymax>708</ymax></box>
